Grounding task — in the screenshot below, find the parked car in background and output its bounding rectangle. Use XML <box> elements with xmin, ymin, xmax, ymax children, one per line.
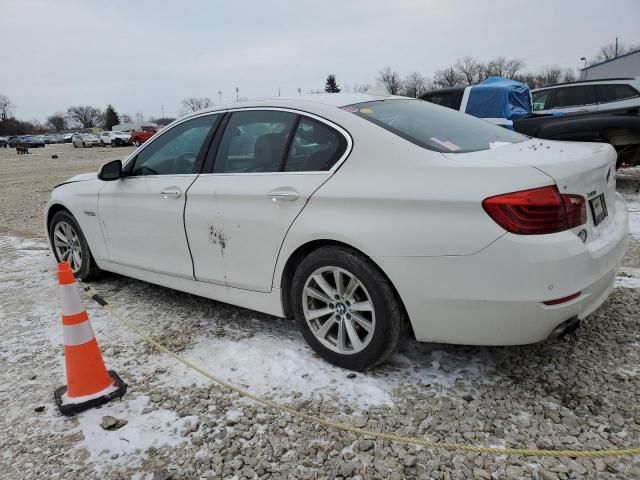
<box><xmin>0</xmin><ymin>136</ymin><xmax>7</xmax><ymax>148</ymax></box>
<box><xmin>532</xmin><ymin>78</ymin><xmax>640</xmax><ymax>114</ymax></box>
<box><xmin>46</xmin><ymin>94</ymin><xmax>628</xmax><ymax>370</ymax></box>
<box><xmin>420</xmin><ymin>78</ymin><xmax>640</xmax><ymax>167</ymax></box>
<box><xmin>21</xmin><ymin>135</ymin><xmax>45</xmax><ymax>148</ymax></box>
<box><xmin>72</xmin><ymin>133</ymin><xmax>100</xmax><ymax>148</ymax></box>
<box><xmin>130</xmin><ymin>126</ymin><xmax>157</xmax><ymax>146</ymax></box>
<box><xmin>8</xmin><ymin>136</ymin><xmax>21</xmax><ymax>148</ymax></box>
<box><xmin>100</xmin><ymin>131</ymin><xmax>133</xmax><ymax>147</ymax></box>
<box><xmin>63</xmin><ymin>133</ymin><xmax>74</xmax><ymax>143</ymax></box>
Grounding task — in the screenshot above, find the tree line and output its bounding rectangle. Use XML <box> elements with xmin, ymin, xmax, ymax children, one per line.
<box><xmin>324</xmin><ymin>40</ymin><xmax>639</xmax><ymax>97</ymax></box>
<box><xmin>0</xmin><ymin>99</ymin><xmax>180</xmax><ymax>136</ymax></box>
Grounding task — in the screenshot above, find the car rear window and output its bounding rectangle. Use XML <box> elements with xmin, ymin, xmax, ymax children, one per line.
<box><xmin>344</xmin><ymin>99</ymin><xmax>526</xmax><ymax>153</ymax></box>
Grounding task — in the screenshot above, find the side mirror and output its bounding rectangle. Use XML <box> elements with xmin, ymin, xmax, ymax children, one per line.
<box><xmin>98</xmin><ymin>159</ymin><xmax>123</xmax><ymax>181</ymax></box>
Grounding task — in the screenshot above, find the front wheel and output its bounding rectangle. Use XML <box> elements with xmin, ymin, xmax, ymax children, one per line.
<box><xmin>49</xmin><ymin>210</ymin><xmax>100</xmax><ymax>280</ymax></box>
<box><xmin>291</xmin><ymin>246</ymin><xmax>405</xmax><ymax>370</ymax></box>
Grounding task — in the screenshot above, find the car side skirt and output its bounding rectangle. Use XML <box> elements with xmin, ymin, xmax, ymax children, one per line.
<box><xmin>96</xmin><ymin>260</ymin><xmax>285</xmax><ymax>318</ymax></box>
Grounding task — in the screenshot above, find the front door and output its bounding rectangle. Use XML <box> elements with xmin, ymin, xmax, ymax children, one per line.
<box><xmin>98</xmin><ymin>113</ymin><xmax>221</xmax><ymax>278</ymax></box>
<box><xmin>186</xmin><ymin>109</ymin><xmax>350</xmax><ymax>291</ymax></box>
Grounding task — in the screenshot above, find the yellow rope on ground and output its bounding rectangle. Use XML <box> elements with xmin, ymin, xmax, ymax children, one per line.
<box><xmin>81</xmin><ymin>285</ymin><xmax>640</xmax><ymax>459</ymax></box>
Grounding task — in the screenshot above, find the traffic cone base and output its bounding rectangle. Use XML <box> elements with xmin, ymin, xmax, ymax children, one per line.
<box><xmin>54</xmin><ymin>370</ymin><xmax>127</xmax><ymax>416</ymax></box>
<box><xmin>54</xmin><ymin>261</ymin><xmax>128</xmax><ymax>416</ymax></box>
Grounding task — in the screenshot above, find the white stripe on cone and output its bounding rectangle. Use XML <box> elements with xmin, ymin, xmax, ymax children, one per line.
<box><xmin>63</xmin><ymin>321</ymin><xmax>95</xmax><ymax>346</ymax></box>
<box><xmin>59</xmin><ymin>283</ymin><xmax>86</xmax><ymax>316</ymax></box>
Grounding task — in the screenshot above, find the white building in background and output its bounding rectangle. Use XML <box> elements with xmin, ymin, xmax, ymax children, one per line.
<box><xmin>580</xmin><ymin>49</ymin><xmax>640</xmax><ymax>80</ymax></box>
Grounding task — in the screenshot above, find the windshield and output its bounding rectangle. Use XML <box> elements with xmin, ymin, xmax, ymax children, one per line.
<box><xmin>345</xmin><ymin>99</ymin><xmax>527</xmax><ymax>153</ymax></box>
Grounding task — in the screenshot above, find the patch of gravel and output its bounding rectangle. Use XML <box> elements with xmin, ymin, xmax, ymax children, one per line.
<box><xmin>0</xmin><ymin>143</ymin><xmax>135</xmax><ymax>239</ymax></box>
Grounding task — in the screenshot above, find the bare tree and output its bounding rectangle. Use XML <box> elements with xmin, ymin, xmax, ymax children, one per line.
<box><xmin>562</xmin><ymin>68</ymin><xmax>577</xmax><ymax>83</ymax></box>
<box><xmin>135</xmin><ymin>111</ymin><xmax>145</xmax><ymax>123</ymax></box>
<box><xmin>403</xmin><ymin>72</ymin><xmax>428</xmax><ymax>97</ymax></box>
<box><xmin>486</xmin><ymin>56</ymin><xmax>524</xmax><ymax>78</ymax></box>
<box><xmin>343</xmin><ymin>83</ymin><xmax>371</xmax><ymax>93</ymax></box>
<box><xmin>455</xmin><ymin>56</ymin><xmax>485</xmax><ymax>85</ymax></box>
<box><xmin>0</xmin><ymin>95</ymin><xmax>15</xmax><ymax>120</ymax></box>
<box><xmin>535</xmin><ymin>65</ymin><xmax>564</xmax><ymax>88</ymax></box>
<box><xmin>181</xmin><ymin>97</ymin><xmax>213</xmax><ymax>114</ymax></box>
<box><xmin>376</xmin><ymin>67</ymin><xmax>403</xmax><ymax>95</ymax></box>
<box><xmin>433</xmin><ymin>66</ymin><xmax>465</xmax><ymax>88</ymax></box>
<box><xmin>67</xmin><ymin>105</ymin><xmax>102</xmax><ymax>128</ymax></box>
<box><xmin>46</xmin><ymin>113</ymin><xmax>67</xmax><ymax>132</ymax></box>
<box><xmin>594</xmin><ymin>41</ymin><xmax>640</xmax><ymax>63</ymax></box>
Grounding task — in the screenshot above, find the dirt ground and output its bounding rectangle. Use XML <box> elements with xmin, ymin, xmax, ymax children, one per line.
<box><xmin>0</xmin><ymin>143</ymin><xmax>136</xmax><ymax>238</ymax></box>
<box><xmin>1</xmin><ymin>143</ymin><xmax>639</xmax><ymax>479</ymax></box>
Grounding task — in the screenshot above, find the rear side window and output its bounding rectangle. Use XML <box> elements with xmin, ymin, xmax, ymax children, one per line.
<box><xmin>423</xmin><ymin>92</ymin><xmax>456</xmax><ymax>109</ymax></box>
<box><xmin>213</xmin><ymin>110</ymin><xmax>297</xmax><ymax>173</ymax></box>
<box><xmin>345</xmin><ymin>100</ymin><xmax>526</xmax><ymax>153</ymax></box>
<box><xmin>285</xmin><ymin>117</ymin><xmax>347</xmax><ymax>171</ymax></box>
<box><xmin>549</xmin><ymin>86</ymin><xmax>596</xmax><ymax>108</ymax></box>
<box><xmin>597</xmin><ymin>84</ymin><xmax>639</xmax><ymax>103</ymax></box>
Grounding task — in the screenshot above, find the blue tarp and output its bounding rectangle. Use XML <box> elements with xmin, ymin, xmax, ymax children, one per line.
<box><xmin>464</xmin><ymin>77</ymin><xmax>532</xmax><ymax>121</ymax></box>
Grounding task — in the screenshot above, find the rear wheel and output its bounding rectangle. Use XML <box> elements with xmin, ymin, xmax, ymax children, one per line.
<box><xmin>291</xmin><ymin>246</ymin><xmax>404</xmax><ymax>370</ymax></box>
<box><xmin>49</xmin><ymin>210</ymin><xmax>100</xmax><ymax>280</ymax></box>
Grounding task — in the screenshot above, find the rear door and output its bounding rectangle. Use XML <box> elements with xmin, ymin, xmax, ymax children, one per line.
<box><xmin>185</xmin><ymin>108</ymin><xmax>351</xmax><ymax>291</ymax></box>
<box><xmin>98</xmin><ymin>113</ymin><xmax>221</xmax><ymax>278</ymax></box>
<box><xmin>596</xmin><ymin>83</ymin><xmax>640</xmax><ymax>111</ymax></box>
<box><xmin>545</xmin><ymin>86</ymin><xmax>597</xmax><ymax>114</ymax></box>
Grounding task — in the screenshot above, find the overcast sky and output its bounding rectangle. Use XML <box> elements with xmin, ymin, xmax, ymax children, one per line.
<box><xmin>3</xmin><ymin>0</ymin><xmax>639</xmax><ymax>121</ymax></box>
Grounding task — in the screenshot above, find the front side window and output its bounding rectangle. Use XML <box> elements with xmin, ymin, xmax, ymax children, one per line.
<box><xmin>285</xmin><ymin>117</ymin><xmax>347</xmax><ymax>171</ymax></box>
<box><xmin>549</xmin><ymin>86</ymin><xmax>596</xmax><ymax>108</ymax></box>
<box><xmin>532</xmin><ymin>90</ymin><xmax>553</xmax><ymax>111</ymax></box>
<box><xmin>213</xmin><ymin>110</ymin><xmax>297</xmax><ymax>173</ymax></box>
<box><xmin>130</xmin><ymin>114</ymin><xmax>218</xmax><ymax>176</ymax></box>
<box><xmin>597</xmin><ymin>84</ymin><xmax>640</xmax><ymax>103</ymax></box>
<box><xmin>345</xmin><ymin>99</ymin><xmax>526</xmax><ymax>153</ymax></box>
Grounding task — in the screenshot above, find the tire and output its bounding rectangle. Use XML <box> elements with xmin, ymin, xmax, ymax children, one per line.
<box><xmin>49</xmin><ymin>210</ymin><xmax>100</xmax><ymax>280</ymax></box>
<box><xmin>134</xmin><ymin>139</ymin><xmax>140</xmax><ymax>147</ymax></box>
<box><xmin>291</xmin><ymin>246</ymin><xmax>405</xmax><ymax>370</ymax></box>
<box><xmin>100</xmin><ymin>141</ymin><xmax>105</xmax><ymax>147</ymax></box>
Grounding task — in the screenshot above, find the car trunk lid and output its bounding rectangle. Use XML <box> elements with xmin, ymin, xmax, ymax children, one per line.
<box><xmin>444</xmin><ymin>139</ymin><xmax>618</xmax><ymax>243</ymax></box>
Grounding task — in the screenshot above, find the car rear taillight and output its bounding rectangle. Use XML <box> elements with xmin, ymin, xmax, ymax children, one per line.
<box><xmin>482</xmin><ymin>186</ymin><xmax>586</xmax><ymax>235</ymax></box>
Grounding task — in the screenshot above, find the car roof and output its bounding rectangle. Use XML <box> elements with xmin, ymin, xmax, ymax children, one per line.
<box><xmin>186</xmin><ymin>92</ymin><xmax>409</xmax><ymax>117</ymax></box>
<box><xmin>532</xmin><ymin>77</ymin><xmax>639</xmax><ymax>92</ymax></box>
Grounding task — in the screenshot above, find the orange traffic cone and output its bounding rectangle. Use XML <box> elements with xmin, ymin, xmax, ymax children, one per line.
<box><xmin>54</xmin><ymin>261</ymin><xmax>127</xmax><ymax>415</ymax></box>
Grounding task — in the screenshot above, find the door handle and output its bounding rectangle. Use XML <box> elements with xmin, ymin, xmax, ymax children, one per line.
<box><xmin>268</xmin><ymin>190</ymin><xmax>299</xmax><ymax>202</ymax></box>
<box><xmin>161</xmin><ymin>189</ymin><xmax>182</xmax><ymax>199</ymax></box>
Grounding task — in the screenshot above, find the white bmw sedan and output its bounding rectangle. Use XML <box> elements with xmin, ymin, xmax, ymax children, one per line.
<box><xmin>46</xmin><ymin>93</ymin><xmax>629</xmax><ymax>370</ymax></box>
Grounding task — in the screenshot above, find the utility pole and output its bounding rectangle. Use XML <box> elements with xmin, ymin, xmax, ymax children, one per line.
<box><xmin>218</xmin><ymin>90</ymin><xmax>222</xmax><ymax>104</ymax></box>
<box><xmin>278</xmin><ymin>87</ymin><xmax>281</xmax><ymax>97</ymax></box>
<box><xmin>235</xmin><ymin>87</ymin><xmax>239</xmax><ymax>102</ymax></box>
<box><xmin>297</xmin><ymin>88</ymin><xmax>301</xmax><ymax>95</ymax></box>
<box><xmin>161</xmin><ymin>104</ymin><xmax>165</xmax><ymax>119</ymax></box>
<box><xmin>615</xmin><ymin>36</ymin><xmax>619</xmax><ymax>57</ymax></box>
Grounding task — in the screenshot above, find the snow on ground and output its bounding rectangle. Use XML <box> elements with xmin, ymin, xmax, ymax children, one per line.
<box><xmin>76</xmin><ymin>395</ymin><xmax>197</xmax><ymax>467</ymax></box>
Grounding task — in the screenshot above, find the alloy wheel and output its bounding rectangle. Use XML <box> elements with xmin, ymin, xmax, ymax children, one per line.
<box><xmin>302</xmin><ymin>266</ymin><xmax>375</xmax><ymax>355</ymax></box>
<box><xmin>53</xmin><ymin>221</ymin><xmax>83</xmax><ymax>273</ymax></box>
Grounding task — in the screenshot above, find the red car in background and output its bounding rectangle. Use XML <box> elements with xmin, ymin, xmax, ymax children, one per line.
<box><xmin>130</xmin><ymin>126</ymin><xmax>157</xmax><ymax>146</ymax></box>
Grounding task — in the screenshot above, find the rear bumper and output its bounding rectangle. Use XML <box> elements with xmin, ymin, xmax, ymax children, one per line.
<box><xmin>376</xmin><ymin>194</ymin><xmax>629</xmax><ymax>345</ymax></box>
